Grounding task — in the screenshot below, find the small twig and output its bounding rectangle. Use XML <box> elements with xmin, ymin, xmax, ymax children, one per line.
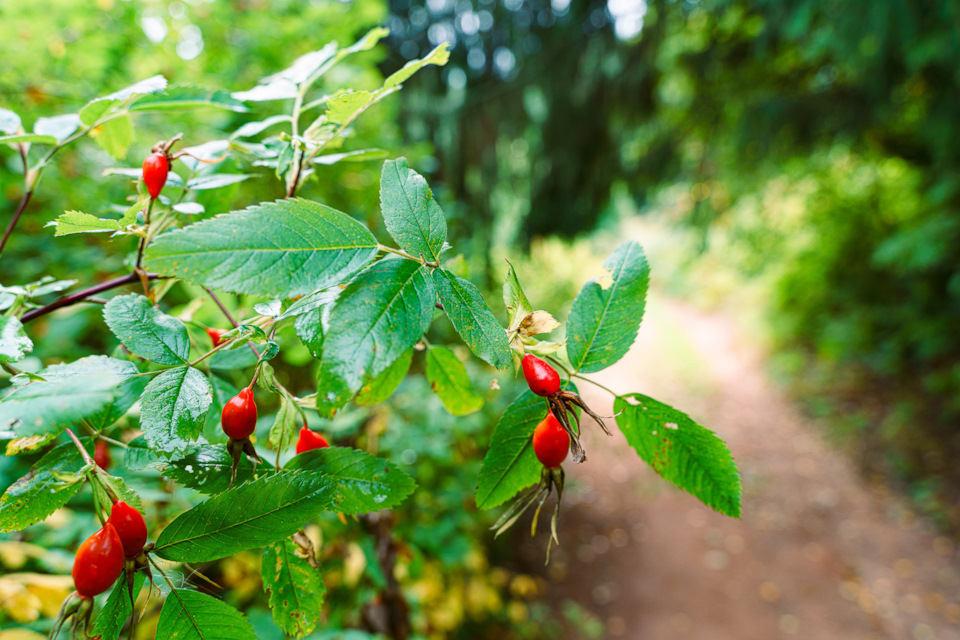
<box><xmin>204</xmin><ymin>288</ymin><xmax>261</xmax><ymax>359</ymax></box>
<box><xmin>135</xmin><ymin>198</ymin><xmax>157</xmax><ymax>297</ymax></box>
<box><xmin>570</xmin><ymin>373</ymin><xmax>619</xmax><ymax>398</ymax></box>
<box><xmin>21</xmin><ymin>273</ymin><xmax>164</xmax><ymax>323</ymax></box>
<box><xmin>64</xmin><ymin>428</ymin><xmax>94</xmax><ymax>466</ymax></box>
<box><xmin>0</xmin><ymin>189</ymin><xmax>33</xmax><ymax>259</ymax></box>
<box><xmin>378</xmin><ymin>244</ymin><xmax>439</xmax><ymax>268</ymax></box>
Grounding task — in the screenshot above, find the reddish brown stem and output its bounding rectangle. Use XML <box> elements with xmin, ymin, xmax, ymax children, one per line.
<box><xmin>0</xmin><ymin>188</ymin><xmax>33</xmax><ymax>259</ymax></box>
<box><xmin>21</xmin><ymin>273</ymin><xmax>164</xmax><ymax>323</ymax></box>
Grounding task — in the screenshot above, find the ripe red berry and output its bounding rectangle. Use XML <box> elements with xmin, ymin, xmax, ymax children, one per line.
<box><xmin>72</xmin><ymin>523</ymin><xmax>125</xmax><ymax>598</ymax></box>
<box><xmin>142</xmin><ymin>152</ymin><xmax>169</xmax><ymax>199</ymax></box>
<box><xmin>94</xmin><ymin>440</ymin><xmax>111</xmax><ymax>470</ymax></box>
<box><xmin>295</xmin><ymin>426</ymin><xmax>329</xmax><ymax>454</ymax></box>
<box><xmin>206</xmin><ymin>327</ymin><xmax>228</xmax><ymax>347</ymax></box>
<box><xmin>221</xmin><ymin>387</ymin><xmax>257</xmax><ymax>440</ymax></box>
<box><xmin>106</xmin><ymin>501</ymin><xmax>148</xmax><ymax>558</ymax></box>
<box><xmin>521</xmin><ymin>354</ymin><xmax>561</xmax><ymax>397</ymax></box>
<box><xmin>532</xmin><ymin>412</ymin><xmax>570</xmax><ymax>469</ymax></box>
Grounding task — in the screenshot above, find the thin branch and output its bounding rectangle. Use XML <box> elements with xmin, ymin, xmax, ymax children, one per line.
<box><xmin>570</xmin><ymin>373</ymin><xmax>620</xmax><ymax>398</ymax></box>
<box><xmin>21</xmin><ymin>272</ymin><xmax>164</xmax><ymax>323</ymax></box>
<box><xmin>0</xmin><ymin>189</ymin><xmax>33</xmax><ymax>259</ymax></box>
<box><xmin>378</xmin><ymin>244</ymin><xmax>439</xmax><ymax>268</ymax></box>
<box><xmin>65</xmin><ymin>428</ymin><xmax>94</xmax><ymax>466</ymax></box>
<box><xmin>204</xmin><ymin>287</ymin><xmax>261</xmax><ymax>359</ymax></box>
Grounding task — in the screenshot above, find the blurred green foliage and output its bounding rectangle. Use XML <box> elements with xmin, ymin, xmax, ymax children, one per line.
<box><xmin>383</xmin><ymin>0</ymin><xmax>960</xmax><ymax>521</ymax></box>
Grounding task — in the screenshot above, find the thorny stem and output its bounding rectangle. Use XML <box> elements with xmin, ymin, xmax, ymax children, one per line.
<box><xmin>21</xmin><ymin>273</ymin><xmax>164</xmax><ymax>323</ymax></box>
<box><xmin>378</xmin><ymin>244</ymin><xmax>439</xmax><ymax>268</ymax></box>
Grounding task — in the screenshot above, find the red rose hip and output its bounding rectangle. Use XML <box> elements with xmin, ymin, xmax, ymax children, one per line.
<box><xmin>107</xmin><ymin>500</ymin><xmax>148</xmax><ymax>558</ymax></box>
<box><xmin>521</xmin><ymin>354</ymin><xmax>561</xmax><ymax>397</ymax></box>
<box><xmin>94</xmin><ymin>440</ymin><xmax>111</xmax><ymax>470</ymax></box>
<box><xmin>532</xmin><ymin>412</ymin><xmax>569</xmax><ymax>469</ymax></box>
<box><xmin>295</xmin><ymin>426</ymin><xmax>329</xmax><ymax>454</ymax></box>
<box><xmin>221</xmin><ymin>387</ymin><xmax>257</xmax><ymax>440</ymax></box>
<box><xmin>206</xmin><ymin>327</ymin><xmax>228</xmax><ymax>347</ymax></box>
<box><xmin>72</xmin><ymin>523</ymin><xmax>125</xmax><ymax>598</ymax></box>
<box><xmin>142</xmin><ymin>152</ymin><xmax>169</xmax><ymax>199</ymax></box>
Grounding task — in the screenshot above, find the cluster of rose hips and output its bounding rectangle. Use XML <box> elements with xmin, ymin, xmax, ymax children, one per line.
<box><xmin>208</xmin><ymin>329</ymin><xmax>330</xmax><ymax>487</ymax></box>
<box><xmin>495</xmin><ymin>354</ymin><xmax>613</xmax><ymax>554</ymax></box>
<box><xmin>56</xmin><ymin>498</ymin><xmax>148</xmax><ymax>636</ymax></box>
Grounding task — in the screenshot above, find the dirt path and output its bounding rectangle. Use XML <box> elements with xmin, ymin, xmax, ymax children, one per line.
<box><xmin>522</xmin><ymin>295</ymin><xmax>960</xmax><ymax>640</ymax></box>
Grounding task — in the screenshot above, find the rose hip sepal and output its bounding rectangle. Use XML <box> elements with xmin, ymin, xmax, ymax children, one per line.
<box><xmin>142</xmin><ymin>152</ymin><xmax>169</xmax><ymax>199</ymax></box>
<box><xmin>72</xmin><ymin>523</ymin><xmax>125</xmax><ymax>598</ymax></box>
<box><xmin>296</xmin><ymin>426</ymin><xmax>329</xmax><ymax>454</ymax></box>
<box><xmin>107</xmin><ymin>501</ymin><xmax>148</xmax><ymax>558</ymax></box>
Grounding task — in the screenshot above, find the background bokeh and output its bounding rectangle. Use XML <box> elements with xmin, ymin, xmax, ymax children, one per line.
<box><xmin>1</xmin><ymin>0</ymin><xmax>959</xmax><ymax>638</ymax></box>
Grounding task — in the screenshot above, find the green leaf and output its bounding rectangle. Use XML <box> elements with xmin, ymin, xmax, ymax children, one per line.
<box><xmin>0</xmin><ymin>375</ymin><xmax>122</xmax><ymax>437</ymax></box>
<box><xmin>130</xmin><ymin>85</ymin><xmax>248</xmax><ymax>113</ymax></box>
<box><xmin>49</xmin><ymin>210</ymin><xmax>122</xmax><ymax>236</ymax></box>
<box><xmin>567</xmin><ymin>241</ymin><xmax>650</xmax><ymax>373</ymax></box>
<box><xmin>157</xmin><ymin>590</ymin><xmax>255</xmax><ymax>640</ymax></box>
<box><xmin>33</xmin><ymin>114</ymin><xmax>81</xmax><ymax>141</ymax></box>
<box><xmin>90</xmin><ymin>573</ymin><xmax>145</xmax><ymax>640</ymax></box>
<box><xmin>503</xmin><ymin>259</ymin><xmax>533</xmax><ymax>332</ymax></box>
<box><xmin>145</xmin><ymin>198</ymin><xmax>378</xmax><ymax>298</ymax></box>
<box><xmin>0</xmin><ymin>316</ymin><xmax>32</xmax><ymax>363</ymax></box>
<box><xmin>295</xmin><ymin>307</ymin><xmax>324</xmax><ymax>359</ymax></box>
<box><xmin>0</xmin><ymin>133</ymin><xmax>57</xmax><ymax>145</ymax></box>
<box><xmin>139</xmin><ymin>366</ymin><xmax>213</xmax><ymax>456</ymax></box>
<box><xmin>103</xmin><ymin>294</ymin><xmax>190</xmax><ymax>365</ymax></box>
<box><xmin>325</xmin><ymin>90</ymin><xmax>374</xmax><ymax>125</ymax></box>
<box><xmin>614</xmin><ymin>393</ymin><xmax>741</xmax><ymax>518</ymax></box>
<box><xmin>384</xmin><ymin>43</ymin><xmax>451</xmax><ymax>89</ymax></box>
<box><xmin>0</xmin><ymin>440</ymin><xmax>86</xmax><ymax>532</ymax></box>
<box><xmin>315</xmin><ymin>259</ymin><xmax>434</xmax><ymax>416</ymax></box>
<box><xmin>262</xmin><ymin>538</ymin><xmax>325</xmax><ymax>638</ymax></box>
<box><xmin>379</xmin><ymin>158</ymin><xmax>447</xmax><ymax>263</ymax></box>
<box><xmin>157</xmin><ymin>445</ymin><xmax>271</xmax><ymax>494</ymax></box>
<box><xmin>230</xmin><ymin>115</ymin><xmax>291</xmax><ymax>139</ymax></box>
<box><xmin>102</xmin><ymin>74</ymin><xmax>168</xmax><ymax>102</ymax></box>
<box><xmin>50</xmin><ymin>198</ymin><xmax>149</xmax><ymax>237</ymax></box>
<box><xmin>426</xmin><ymin>346</ymin><xmax>483</xmax><ymax>416</ymax></box>
<box><xmin>312</xmin><ymin>149</ymin><xmax>388</xmax><ymax>166</ymax></box>
<box><xmin>94</xmin><ymin>115</ymin><xmax>134</xmax><ymax>159</ymax></box>
<box><xmin>267</xmin><ymin>393</ymin><xmax>299</xmax><ymax>449</ymax></box>
<box><xmin>434</xmin><ymin>269</ymin><xmax>511</xmax><ymax>370</ymax></box>
<box><xmin>203</xmin><ymin>374</ymin><xmax>240</xmax><ymax>442</ymax></box>
<box><xmin>40</xmin><ymin>356</ymin><xmax>145</xmax><ymax>431</ymax></box>
<box><xmin>186</xmin><ymin>174</ymin><xmax>252</xmax><ymax>190</ymax></box>
<box><xmin>476</xmin><ymin>390</ymin><xmax>549</xmax><ymax>509</ymax></box>
<box><xmin>354</xmin><ymin>348</ymin><xmax>412</xmax><ymax>406</ymax></box>
<box><xmin>153</xmin><ymin>472</ymin><xmax>336</xmax><ymax>562</ymax></box>
<box><xmin>279</xmin><ymin>286</ymin><xmax>339</xmax><ymax>321</ymax></box>
<box><xmin>95</xmin><ymin>469</ymin><xmax>143</xmax><ymax>512</ymax></box>
<box><xmin>286</xmin><ymin>447</ymin><xmax>417</xmax><ymax>514</ymax></box>
<box><xmin>0</xmin><ymin>109</ymin><xmax>21</xmax><ymax>134</ymax></box>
